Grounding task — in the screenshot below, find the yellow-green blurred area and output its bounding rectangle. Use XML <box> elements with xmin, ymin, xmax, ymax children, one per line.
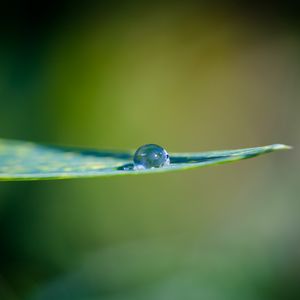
<box><xmin>0</xmin><ymin>1</ymin><xmax>299</xmax><ymax>299</ymax></box>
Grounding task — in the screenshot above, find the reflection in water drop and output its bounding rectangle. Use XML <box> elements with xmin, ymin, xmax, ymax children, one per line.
<box><xmin>133</xmin><ymin>144</ymin><xmax>170</xmax><ymax>170</ymax></box>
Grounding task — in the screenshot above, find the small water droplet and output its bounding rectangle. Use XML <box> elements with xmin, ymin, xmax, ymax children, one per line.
<box><xmin>117</xmin><ymin>163</ymin><xmax>134</xmax><ymax>171</ymax></box>
<box><xmin>133</xmin><ymin>144</ymin><xmax>170</xmax><ymax>170</ymax></box>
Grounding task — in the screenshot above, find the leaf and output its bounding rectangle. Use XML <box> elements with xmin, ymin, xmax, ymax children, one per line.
<box><xmin>0</xmin><ymin>139</ymin><xmax>290</xmax><ymax>181</ymax></box>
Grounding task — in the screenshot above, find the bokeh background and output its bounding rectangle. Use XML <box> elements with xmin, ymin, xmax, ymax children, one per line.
<box><xmin>0</xmin><ymin>1</ymin><xmax>299</xmax><ymax>299</ymax></box>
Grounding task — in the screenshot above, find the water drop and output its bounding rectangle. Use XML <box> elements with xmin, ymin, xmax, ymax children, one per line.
<box><xmin>133</xmin><ymin>144</ymin><xmax>170</xmax><ymax>170</ymax></box>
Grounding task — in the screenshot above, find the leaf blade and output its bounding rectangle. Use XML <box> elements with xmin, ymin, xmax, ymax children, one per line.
<box><xmin>0</xmin><ymin>139</ymin><xmax>290</xmax><ymax>181</ymax></box>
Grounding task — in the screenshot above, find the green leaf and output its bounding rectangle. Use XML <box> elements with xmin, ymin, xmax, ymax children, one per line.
<box><xmin>0</xmin><ymin>139</ymin><xmax>290</xmax><ymax>181</ymax></box>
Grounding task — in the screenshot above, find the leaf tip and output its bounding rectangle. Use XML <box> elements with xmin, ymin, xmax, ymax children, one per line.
<box><xmin>271</xmin><ymin>144</ymin><xmax>293</xmax><ymax>150</ymax></box>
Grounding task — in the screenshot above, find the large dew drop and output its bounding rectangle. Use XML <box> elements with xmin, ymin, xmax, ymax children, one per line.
<box><xmin>133</xmin><ymin>144</ymin><xmax>170</xmax><ymax>170</ymax></box>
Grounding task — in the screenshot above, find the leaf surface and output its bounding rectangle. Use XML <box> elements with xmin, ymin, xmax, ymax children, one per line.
<box><xmin>0</xmin><ymin>139</ymin><xmax>290</xmax><ymax>181</ymax></box>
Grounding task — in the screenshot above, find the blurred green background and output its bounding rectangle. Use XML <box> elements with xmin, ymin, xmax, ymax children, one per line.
<box><xmin>0</xmin><ymin>1</ymin><xmax>299</xmax><ymax>299</ymax></box>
